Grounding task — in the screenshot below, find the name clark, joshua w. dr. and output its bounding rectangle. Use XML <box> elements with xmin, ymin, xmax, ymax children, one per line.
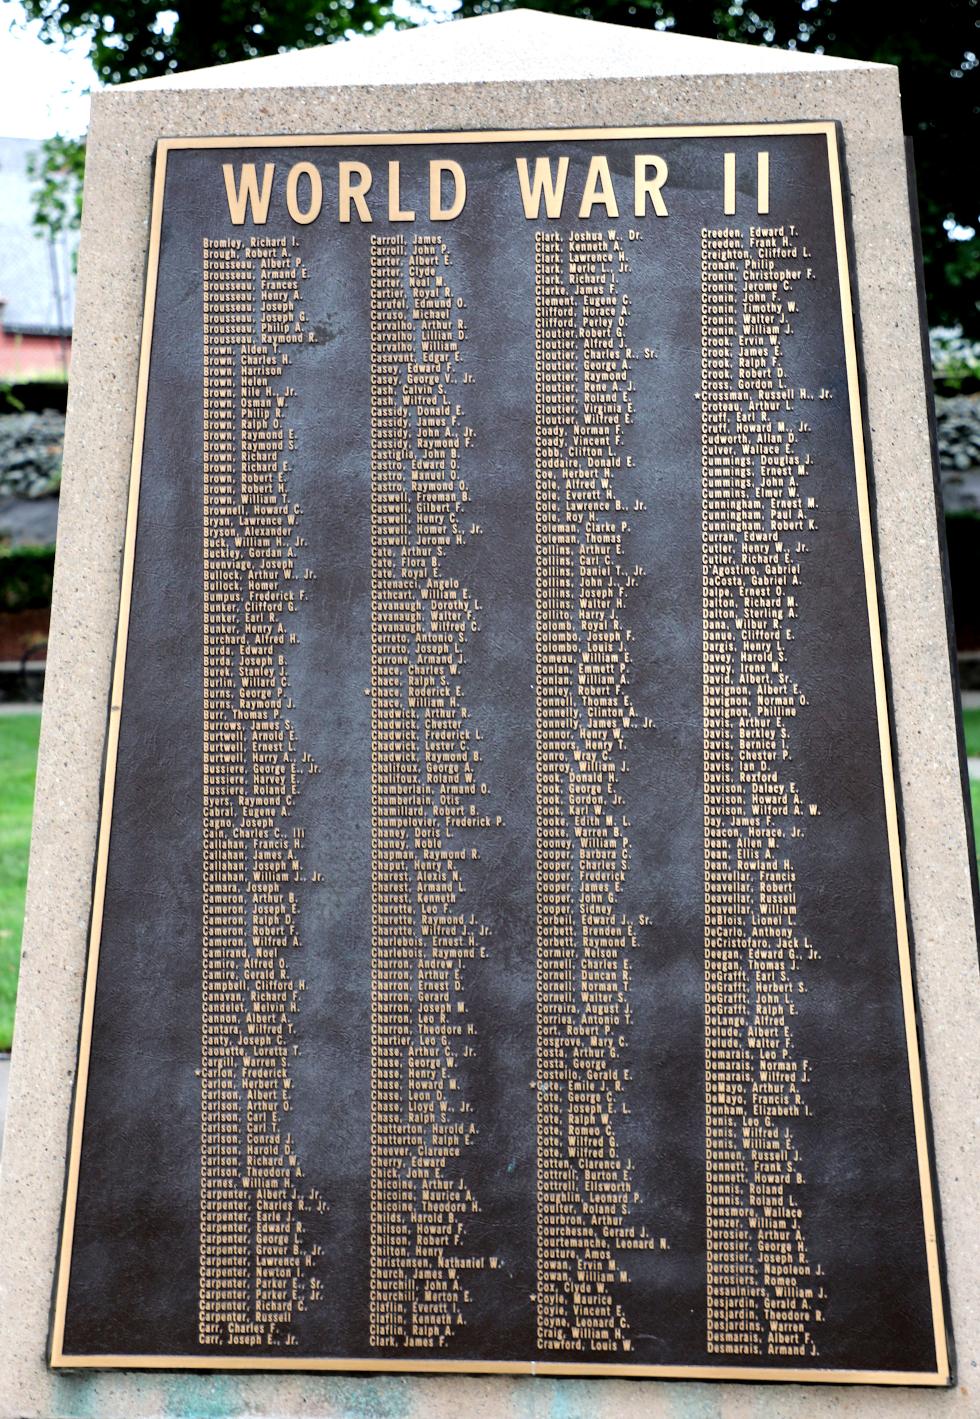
<box><xmin>221</xmin><ymin>150</ymin><xmax>772</xmax><ymax>225</ymax></box>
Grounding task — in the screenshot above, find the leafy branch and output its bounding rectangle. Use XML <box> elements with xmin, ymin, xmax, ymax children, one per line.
<box><xmin>25</xmin><ymin>134</ymin><xmax>86</xmax><ymax>254</ymax></box>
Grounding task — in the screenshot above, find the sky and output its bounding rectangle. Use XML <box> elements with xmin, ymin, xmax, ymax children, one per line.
<box><xmin>0</xmin><ymin>0</ymin><xmax>454</xmax><ymax>142</ymax></box>
<box><xmin>0</xmin><ymin>1</ymin><xmax>96</xmax><ymax>139</ymax></box>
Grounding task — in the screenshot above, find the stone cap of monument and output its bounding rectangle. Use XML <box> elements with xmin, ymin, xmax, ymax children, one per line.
<box><xmin>117</xmin><ymin>9</ymin><xmax>887</xmax><ymax>93</ymax></box>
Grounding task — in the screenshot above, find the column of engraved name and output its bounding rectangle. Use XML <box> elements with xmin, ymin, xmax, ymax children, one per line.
<box><xmin>534</xmin><ymin>229</ymin><xmax>659</xmax><ymax>1355</ymax></box>
<box><xmin>201</xmin><ymin>236</ymin><xmax>323</xmax><ymax>1346</ymax></box>
<box><xmin>701</xmin><ymin>222</ymin><xmax>824</xmax><ymax>1358</ymax></box>
<box><xmin>369</xmin><ymin>234</ymin><xmax>493</xmax><ymax>1350</ymax></box>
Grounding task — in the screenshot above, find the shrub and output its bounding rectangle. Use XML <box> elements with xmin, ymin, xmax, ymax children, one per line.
<box><xmin>0</xmin><ymin>545</ymin><xmax>56</xmax><ymax>612</ymax></box>
<box><xmin>931</xmin><ymin>326</ymin><xmax>980</xmax><ymax>395</ymax></box>
<box><xmin>0</xmin><ymin>411</ymin><xmax>65</xmax><ymax>498</ymax></box>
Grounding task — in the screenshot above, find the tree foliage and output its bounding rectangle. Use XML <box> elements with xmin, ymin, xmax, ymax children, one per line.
<box><xmin>457</xmin><ymin>0</ymin><xmax>980</xmax><ymax>334</ymax></box>
<box><xmin>19</xmin><ymin>0</ymin><xmax>398</xmax><ymax>84</ymax></box>
<box><xmin>17</xmin><ymin>0</ymin><xmax>980</xmax><ymax>333</ymax></box>
<box><xmin>19</xmin><ymin>0</ymin><xmax>405</xmax><ymax>268</ymax></box>
<box><xmin>26</xmin><ymin>133</ymin><xmax>85</xmax><ymax>251</ymax></box>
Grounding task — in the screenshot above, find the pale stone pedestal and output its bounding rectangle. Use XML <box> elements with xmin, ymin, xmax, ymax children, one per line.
<box><xmin>0</xmin><ymin>12</ymin><xmax>976</xmax><ymax>1417</ymax></box>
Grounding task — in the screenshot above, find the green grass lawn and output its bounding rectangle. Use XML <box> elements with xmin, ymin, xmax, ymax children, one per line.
<box><xmin>963</xmin><ymin>707</ymin><xmax>980</xmax><ymax>759</ymax></box>
<box><xmin>0</xmin><ymin>712</ymin><xmax>41</xmax><ymax>1052</ymax></box>
<box><xmin>963</xmin><ymin>710</ymin><xmax>980</xmax><ymax>867</ymax></box>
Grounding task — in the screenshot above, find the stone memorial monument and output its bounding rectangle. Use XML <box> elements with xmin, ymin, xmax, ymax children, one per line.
<box><xmin>0</xmin><ymin>11</ymin><xmax>977</xmax><ymax>1417</ymax></box>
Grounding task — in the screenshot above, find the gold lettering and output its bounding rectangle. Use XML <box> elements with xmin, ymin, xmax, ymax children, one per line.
<box><xmin>516</xmin><ymin>155</ymin><xmax>569</xmax><ymax>219</ymax></box>
<box><xmin>429</xmin><ymin>160</ymin><xmax>466</xmax><ymax>221</ymax></box>
<box><xmin>285</xmin><ymin>162</ymin><xmax>322</xmax><ymax>225</ymax></box>
<box><xmin>339</xmin><ymin>161</ymin><xmax>373</xmax><ymax>223</ymax></box>
<box><xmin>222</xmin><ymin>162</ymin><xmax>274</xmax><ymax>225</ymax></box>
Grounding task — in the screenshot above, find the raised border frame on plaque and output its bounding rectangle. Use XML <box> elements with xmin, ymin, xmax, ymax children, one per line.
<box><xmin>50</xmin><ymin>122</ymin><xmax>950</xmax><ymax>1385</ymax></box>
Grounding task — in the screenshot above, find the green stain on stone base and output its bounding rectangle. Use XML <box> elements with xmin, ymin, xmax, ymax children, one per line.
<box><xmin>312</xmin><ymin>1375</ymin><xmax>412</xmax><ymax>1418</ymax></box>
<box><xmin>667</xmin><ymin>1385</ymin><xmax>724</xmax><ymax>1419</ymax></box>
<box><xmin>510</xmin><ymin>1377</ymin><xmax>603</xmax><ymax>1419</ymax></box>
<box><xmin>161</xmin><ymin>1373</ymin><xmax>244</xmax><ymax>1419</ymax></box>
<box><xmin>548</xmin><ymin>1381</ymin><xmax>605</xmax><ymax>1419</ymax></box>
<box><xmin>51</xmin><ymin>1374</ymin><xmax>99</xmax><ymax>1419</ymax></box>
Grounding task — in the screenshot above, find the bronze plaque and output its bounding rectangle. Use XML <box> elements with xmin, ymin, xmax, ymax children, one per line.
<box><xmin>51</xmin><ymin>125</ymin><xmax>951</xmax><ymax>1384</ymax></box>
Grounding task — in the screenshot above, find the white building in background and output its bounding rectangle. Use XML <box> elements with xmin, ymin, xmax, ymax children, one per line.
<box><xmin>0</xmin><ymin>136</ymin><xmax>76</xmax><ymax>379</ymax></box>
